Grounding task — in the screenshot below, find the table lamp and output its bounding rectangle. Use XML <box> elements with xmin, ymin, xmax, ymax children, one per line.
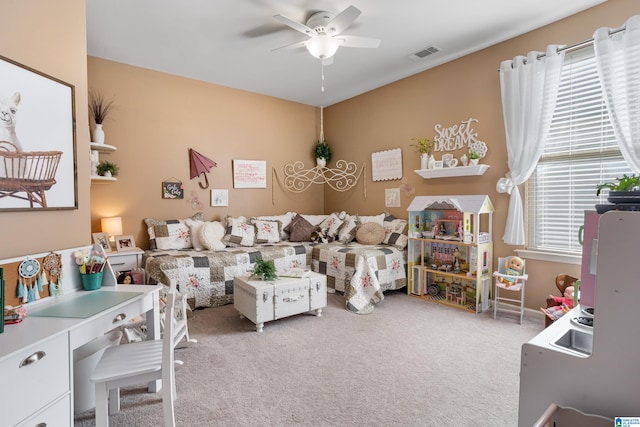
<box><xmin>101</xmin><ymin>216</ymin><xmax>123</xmax><ymax>249</ymax></box>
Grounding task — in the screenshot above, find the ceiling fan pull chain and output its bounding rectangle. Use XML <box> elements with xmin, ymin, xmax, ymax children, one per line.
<box><xmin>321</xmin><ymin>61</ymin><xmax>325</xmax><ymax>92</ymax></box>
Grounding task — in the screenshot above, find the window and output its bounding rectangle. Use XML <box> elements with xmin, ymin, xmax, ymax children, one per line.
<box><xmin>527</xmin><ymin>46</ymin><xmax>634</xmax><ymax>254</ymax></box>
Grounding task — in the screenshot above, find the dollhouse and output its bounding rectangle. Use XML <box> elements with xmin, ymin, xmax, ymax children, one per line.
<box><xmin>407</xmin><ymin>195</ymin><xmax>494</xmax><ymax>313</ymax></box>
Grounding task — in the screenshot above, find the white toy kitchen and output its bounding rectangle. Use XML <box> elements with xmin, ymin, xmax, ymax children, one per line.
<box><xmin>518</xmin><ymin>211</ymin><xmax>640</xmax><ymax>424</ymax></box>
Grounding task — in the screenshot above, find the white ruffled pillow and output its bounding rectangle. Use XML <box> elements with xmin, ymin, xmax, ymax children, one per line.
<box><xmin>251</xmin><ymin>219</ymin><xmax>281</xmax><ymax>244</ymax></box>
<box><xmin>198</xmin><ymin>221</ymin><xmax>226</xmax><ymax>250</ymax></box>
<box><xmin>185</xmin><ymin>218</ymin><xmax>205</xmax><ymax>251</ymax></box>
<box><xmin>255</xmin><ymin>212</ymin><xmax>295</xmax><ymax>240</ymax></box>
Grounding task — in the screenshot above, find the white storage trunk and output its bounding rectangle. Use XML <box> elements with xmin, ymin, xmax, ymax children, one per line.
<box><xmin>234</xmin><ymin>272</ymin><xmax>327</xmax><ymax>332</ymax></box>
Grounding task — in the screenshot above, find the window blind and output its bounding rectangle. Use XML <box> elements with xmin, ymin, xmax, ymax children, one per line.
<box><xmin>527</xmin><ymin>46</ymin><xmax>633</xmax><ymax>253</ymax></box>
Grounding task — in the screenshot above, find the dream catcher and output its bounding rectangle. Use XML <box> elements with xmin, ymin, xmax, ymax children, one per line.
<box><xmin>42</xmin><ymin>252</ymin><xmax>63</xmax><ymax>297</ymax></box>
<box><xmin>17</xmin><ymin>258</ymin><xmax>41</xmax><ymax>303</ymax></box>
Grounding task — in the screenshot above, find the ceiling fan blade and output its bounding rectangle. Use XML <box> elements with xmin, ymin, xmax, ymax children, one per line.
<box><xmin>337</xmin><ymin>35</ymin><xmax>381</xmax><ymax>49</ymax></box>
<box><xmin>271</xmin><ymin>39</ymin><xmax>308</xmax><ymax>52</ymax></box>
<box><xmin>273</xmin><ymin>14</ymin><xmax>315</xmax><ymax>36</ymax></box>
<box><xmin>326</xmin><ymin>5</ymin><xmax>361</xmax><ymax>35</ymax></box>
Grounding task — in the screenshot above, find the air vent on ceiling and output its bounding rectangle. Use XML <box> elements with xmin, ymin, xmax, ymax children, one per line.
<box><xmin>409</xmin><ymin>45</ymin><xmax>441</xmax><ymax>60</ymax></box>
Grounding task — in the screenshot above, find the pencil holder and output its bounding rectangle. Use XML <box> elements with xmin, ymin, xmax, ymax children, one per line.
<box><xmin>81</xmin><ymin>272</ymin><xmax>103</xmax><ymax>291</ymax></box>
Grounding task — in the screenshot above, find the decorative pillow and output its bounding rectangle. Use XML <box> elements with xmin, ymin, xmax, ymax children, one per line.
<box><xmin>284</xmin><ymin>214</ymin><xmax>316</xmax><ymax>242</ymax></box>
<box><xmin>152</xmin><ymin>222</ymin><xmax>192</xmax><ymax>250</ymax></box>
<box><xmin>383</xmin><ymin>215</ymin><xmax>409</xmax><ymax>250</ymax></box>
<box><xmin>184</xmin><ymin>218</ymin><xmax>205</xmax><ymax>251</ymax></box>
<box><xmin>145</xmin><ymin>212</ymin><xmax>204</xmax><ymax>250</ymax></box>
<box><xmin>318</xmin><ymin>212</ymin><xmax>344</xmax><ymax>239</ymax></box>
<box><xmin>198</xmin><ymin>221</ymin><xmax>226</xmax><ymax>250</ymax></box>
<box><xmin>337</xmin><ymin>215</ymin><xmax>359</xmax><ymax>243</ymax></box>
<box><xmin>300</xmin><ymin>214</ymin><xmax>329</xmax><ymax>226</ymax></box>
<box><xmin>222</xmin><ymin>216</ymin><xmax>256</xmax><ymax>247</ymax></box>
<box><xmin>255</xmin><ymin>212</ymin><xmax>295</xmax><ymax>240</ymax></box>
<box><xmin>356</xmin><ymin>222</ymin><xmax>386</xmax><ymax>245</ymax></box>
<box><xmin>251</xmin><ymin>219</ymin><xmax>281</xmax><ymax>244</ymax></box>
<box><xmin>357</xmin><ymin>213</ymin><xmax>386</xmax><ymax>226</ymax></box>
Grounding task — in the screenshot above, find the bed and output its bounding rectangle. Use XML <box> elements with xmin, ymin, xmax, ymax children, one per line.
<box><xmin>311</xmin><ymin>243</ymin><xmax>406</xmax><ymax>314</ymax></box>
<box><xmin>141</xmin><ymin>211</ymin><xmax>408</xmax><ymax>314</ymax></box>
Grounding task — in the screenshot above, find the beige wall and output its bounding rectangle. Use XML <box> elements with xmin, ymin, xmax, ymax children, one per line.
<box><xmin>87</xmin><ymin>58</ymin><xmax>323</xmax><ymax>249</ymax></box>
<box><xmin>3</xmin><ymin>0</ymin><xmax>638</xmax><ymax>311</ymax></box>
<box><xmin>325</xmin><ymin>0</ymin><xmax>639</xmax><ymax>308</ymax></box>
<box><xmin>0</xmin><ymin>0</ymin><xmax>91</xmax><ymax>260</ymax></box>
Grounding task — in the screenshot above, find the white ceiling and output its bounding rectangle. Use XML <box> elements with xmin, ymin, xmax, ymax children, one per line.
<box><xmin>86</xmin><ymin>0</ymin><xmax>605</xmax><ymax>107</ymax></box>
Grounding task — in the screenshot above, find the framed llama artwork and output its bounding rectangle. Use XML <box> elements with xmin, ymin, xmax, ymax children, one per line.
<box><xmin>0</xmin><ymin>55</ymin><xmax>77</xmax><ymax>211</ymax></box>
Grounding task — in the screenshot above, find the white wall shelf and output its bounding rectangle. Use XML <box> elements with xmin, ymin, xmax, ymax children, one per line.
<box><xmin>90</xmin><ymin>143</ymin><xmax>117</xmax><ymax>183</ymax></box>
<box><xmin>414</xmin><ymin>164</ymin><xmax>489</xmax><ymax>179</ymax></box>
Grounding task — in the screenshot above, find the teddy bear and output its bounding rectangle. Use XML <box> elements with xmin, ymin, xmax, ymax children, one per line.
<box><xmin>498</xmin><ymin>256</ymin><xmax>524</xmax><ymax>287</ymax></box>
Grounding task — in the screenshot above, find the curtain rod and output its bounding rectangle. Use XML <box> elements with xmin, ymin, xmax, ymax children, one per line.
<box><xmin>540</xmin><ymin>25</ymin><xmax>627</xmax><ymax>59</ymax></box>
<box><xmin>500</xmin><ymin>24</ymin><xmax>628</xmax><ymax>68</ymax></box>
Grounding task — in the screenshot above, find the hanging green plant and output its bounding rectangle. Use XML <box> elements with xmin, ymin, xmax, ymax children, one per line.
<box><xmin>250</xmin><ymin>256</ymin><xmax>277</xmax><ymax>281</ymax></box>
<box><xmin>314</xmin><ymin>140</ymin><xmax>332</xmax><ymax>163</ymax></box>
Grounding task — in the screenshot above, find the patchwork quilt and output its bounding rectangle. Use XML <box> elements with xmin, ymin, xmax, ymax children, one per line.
<box><xmin>311</xmin><ymin>243</ymin><xmax>406</xmax><ymax>314</ymax></box>
<box><xmin>144</xmin><ymin>242</ymin><xmax>312</xmax><ymax>309</ymax></box>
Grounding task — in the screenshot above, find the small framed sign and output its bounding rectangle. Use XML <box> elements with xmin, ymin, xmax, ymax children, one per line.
<box><xmin>162</xmin><ymin>179</ymin><xmax>184</xmax><ymax>199</ymax></box>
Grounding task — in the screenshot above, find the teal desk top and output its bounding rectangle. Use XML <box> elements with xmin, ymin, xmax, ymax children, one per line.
<box><xmin>29</xmin><ymin>291</ymin><xmax>142</xmax><ymax>318</ymax></box>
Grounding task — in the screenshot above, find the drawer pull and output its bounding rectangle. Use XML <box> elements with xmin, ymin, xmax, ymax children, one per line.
<box><xmin>19</xmin><ymin>350</ymin><xmax>46</xmax><ymax>368</ymax></box>
<box><xmin>35</xmin><ymin>423</ymin><xmax>46</xmax><ymax>427</ymax></box>
<box><xmin>283</xmin><ymin>295</ymin><xmax>303</xmax><ymax>303</ymax></box>
<box><xmin>113</xmin><ymin>313</ymin><xmax>127</xmax><ymax>323</ymax></box>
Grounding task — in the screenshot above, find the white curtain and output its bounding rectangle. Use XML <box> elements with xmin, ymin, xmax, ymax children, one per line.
<box><xmin>497</xmin><ymin>45</ymin><xmax>564</xmax><ymax>245</ymax></box>
<box><xmin>593</xmin><ymin>15</ymin><xmax>640</xmax><ymax>172</ymax></box>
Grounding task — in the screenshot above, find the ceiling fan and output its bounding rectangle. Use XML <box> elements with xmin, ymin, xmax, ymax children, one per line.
<box><xmin>272</xmin><ymin>5</ymin><xmax>380</xmax><ymax>64</ymax></box>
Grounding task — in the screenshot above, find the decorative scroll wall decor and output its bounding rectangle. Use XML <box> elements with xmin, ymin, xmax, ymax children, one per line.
<box><xmin>432</xmin><ymin>118</ymin><xmax>488</xmax><ymax>157</ymax></box>
<box><xmin>281</xmin><ymin>160</ymin><xmax>365</xmax><ymax>193</ymax></box>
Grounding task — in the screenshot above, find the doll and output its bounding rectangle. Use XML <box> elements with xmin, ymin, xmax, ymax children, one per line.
<box><xmin>541</xmin><ymin>286</ymin><xmax>575</xmax><ymax>321</ymax></box>
<box><xmin>498</xmin><ymin>256</ymin><xmax>524</xmax><ymax>287</ymax></box>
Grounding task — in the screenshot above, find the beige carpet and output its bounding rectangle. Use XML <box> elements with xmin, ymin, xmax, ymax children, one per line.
<box><xmin>74</xmin><ymin>290</ymin><xmax>543</xmax><ymax>426</ymax></box>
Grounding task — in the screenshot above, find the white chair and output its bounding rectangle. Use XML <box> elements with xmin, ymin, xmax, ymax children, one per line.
<box><xmin>90</xmin><ymin>288</ymin><xmax>177</xmax><ymax>427</ymax></box>
<box><xmin>493</xmin><ymin>256</ymin><xmax>528</xmax><ymax>324</ymax></box>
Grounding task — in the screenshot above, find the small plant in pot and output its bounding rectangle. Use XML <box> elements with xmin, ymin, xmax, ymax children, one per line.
<box><xmin>314</xmin><ymin>140</ymin><xmax>332</xmax><ymax>168</ymax></box>
<box><xmin>411</xmin><ymin>137</ymin><xmax>432</xmax><ymax>155</ymax></box>
<box><xmin>468</xmin><ymin>150</ymin><xmax>481</xmax><ymax>165</ymax></box>
<box><xmin>595</xmin><ymin>173</ymin><xmax>640</xmax><ymax>212</ymax></box>
<box><xmin>95</xmin><ymin>160</ymin><xmax>119</xmax><ymax>178</ymax></box>
<box><xmin>250</xmin><ymin>256</ymin><xmax>277</xmax><ymax>281</ymax></box>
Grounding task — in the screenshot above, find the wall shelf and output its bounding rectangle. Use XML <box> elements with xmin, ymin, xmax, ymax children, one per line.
<box><xmin>415</xmin><ymin>164</ymin><xmax>489</xmax><ymax>179</ymax></box>
<box><xmin>90</xmin><ymin>143</ymin><xmax>117</xmax><ymax>183</ymax></box>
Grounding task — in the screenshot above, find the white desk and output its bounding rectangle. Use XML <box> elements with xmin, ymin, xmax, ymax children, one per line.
<box><xmin>0</xmin><ymin>284</ymin><xmax>161</xmax><ymax>426</ymax></box>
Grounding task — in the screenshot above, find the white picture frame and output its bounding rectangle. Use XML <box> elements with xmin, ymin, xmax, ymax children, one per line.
<box><xmin>114</xmin><ymin>235</ymin><xmax>136</xmax><ymax>252</ymax></box>
<box><xmin>211</xmin><ymin>189</ymin><xmax>228</xmax><ymax>207</ymax></box>
<box><xmin>233</xmin><ymin>160</ymin><xmax>267</xmax><ymax>188</ymax></box>
<box><xmin>385</xmin><ymin>188</ymin><xmax>401</xmax><ymax>207</ymax></box>
<box><xmin>442</xmin><ymin>153</ymin><xmax>454</xmax><ymax>168</ymax></box>
<box><xmin>433</xmin><ymin>160</ymin><xmax>444</xmax><ymax>169</ymax></box>
<box><xmin>371</xmin><ymin>148</ymin><xmax>402</xmax><ymax>181</ymax></box>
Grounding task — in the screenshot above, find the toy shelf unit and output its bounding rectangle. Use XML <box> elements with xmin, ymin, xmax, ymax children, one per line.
<box><xmin>407</xmin><ymin>195</ymin><xmax>494</xmax><ymax>313</ymax></box>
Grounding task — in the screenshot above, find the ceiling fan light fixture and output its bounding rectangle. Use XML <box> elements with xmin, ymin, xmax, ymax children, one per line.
<box><xmin>306</xmin><ymin>35</ymin><xmax>340</xmax><ymax>60</ymax></box>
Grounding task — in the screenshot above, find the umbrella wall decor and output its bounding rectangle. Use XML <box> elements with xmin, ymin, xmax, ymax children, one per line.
<box><xmin>189</xmin><ymin>148</ymin><xmax>217</xmax><ymax>189</ymax></box>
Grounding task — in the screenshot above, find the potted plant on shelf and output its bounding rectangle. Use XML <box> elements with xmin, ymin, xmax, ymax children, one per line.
<box><xmin>89</xmin><ymin>90</ymin><xmax>115</xmax><ymax>144</ymax></box>
<box><xmin>314</xmin><ymin>139</ymin><xmax>332</xmax><ymax>168</ymax></box>
<box><xmin>95</xmin><ymin>160</ymin><xmax>119</xmax><ymax>178</ymax></box>
<box><xmin>411</xmin><ymin>137</ymin><xmax>433</xmax><ymax>170</ymax></box>
<box><xmin>595</xmin><ymin>173</ymin><xmax>640</xmax><ymax>212</ymax></box>
<box><xmin>468</xmin><ymin>150</ymin><xmax>481</xmax><ymax>166</ymax></box>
